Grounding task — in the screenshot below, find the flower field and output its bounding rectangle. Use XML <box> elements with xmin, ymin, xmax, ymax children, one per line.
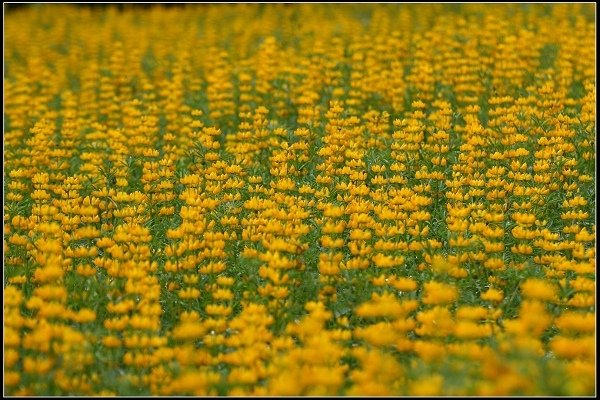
<box><xmin>3</xmin><ymin>3</ymin><xmax>596</xmax><ymax>396</ymax></box>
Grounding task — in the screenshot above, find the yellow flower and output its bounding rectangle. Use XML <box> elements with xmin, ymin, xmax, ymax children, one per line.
<box><xmin>456</xmin><ymin>306</ymin><xmax>488</xmax><ymax>321</ymax></box>
<box><xmin>566</xmin><ymin>293</ymin><xmax>595</xmax><ymax>308</ymax></box>
<box><xmin>356</xmin><ymin>292</ymin><xmax>417</xmax><ymax>319</ymax></box>
<box><xmin>413</xmin><ymin>341</ymin><xmax>446</xmax><ymax>363</ymax></box>
<box><xmin>73</xmin><ymin>309</ymin><xmax>97</xmax><ymax>323</ymax></box>
<box><xmin>166</xmin><ymin>370</ymin><xmax>220</xmax><ymax>396</ymax></box>
<box><xmin>228</xmin><ymin>367</ymin><xmax>259</xmax><ymax>385</ymax></box>
<box><xmin>554</xmin><ymin>311</ymin><xmax>595</xmax><ymax>334</ymax></box>
<box><xmin>354</xmin><ymin>322</ymin><xmax>398</xmax><ymax>347</ymax></box>
<box><xmin>567</xmin><ymin>276</ymin><xmax>595</xmax><ymax>292</ymax></box>
<box><xmin>23</xmin><ymin>356</ymin><xmax>54</xmax><ymax>374</ymax></box>
<box><xmin>4</xmin><ymin>371</ymin><xmax>20</xmax><ymax>387</ymax></box>
<box><xmin>178</xmin><ymin>288</ymin><xmax>201</xmax><ymax>299</ymax></box>
<box><xmin>481</xmin><ymin>288</ymin><xmax>504</xmax><ymax>303</ymax></box>
<box><xmin>574</xmin><ymin>228</ymin><xmax>595</xmax><ymax>242</ymax></box>
<box><xmin>415</xmin><ymin>306</ymin><xmax>454</xmax><ymax>337</ymax></box>
<box><xmin>205</xmin><ymin>304</ymin><xmax>232</xmax><ymax>317</ymax></box>
<box><xmin>520</xmin><ymin>278</ymin><xmax>558</xmax><ymax>302</ymax></box>
<box><xmin>389</xmin><ymin>277</ymin><xmax>418</xmax><ymax>292</ymax></box>
<box><xmin>372</xmin><ymin>253</ymin><xmax>405</xmax><ymax>268</ymax></box>
<box><xmin>4</xmin><ymin>285</ymin><xmax>23</xmax><ymax>306</ymax></box>
<box><xmin>550</xmin><ymin>335</ymin><xmax>595</xmax><ymax>359</ymax></box>
<box><xmin>484</xmin><ymin>257</ymin><xmax>504</xmax><ymax>270</ymax></box>
<box><xmin>422</xmin><ymin>281</ymin><xmax>458</xmax><ymax>305</ymax></box>
<box><xmin>102</xmin><ymin>335</ymin><xmax>122</xmax><ymax>348</ymax></box>
<box><xmin>33</xmin><ymin>262</ymin><xmax>65</xmax><ymax>283</ymax></box>
<box><xmin>454</xmin><ymin>321</ymin><xmax>492</xmax><ymax>339</ymax></box>
<box><xmin>429</xmin><ymin>254</ymin><xmax>456</xmax><ymax>275</ymax></box>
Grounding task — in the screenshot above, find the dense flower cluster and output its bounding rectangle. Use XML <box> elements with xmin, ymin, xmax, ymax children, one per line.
<box><xmin>4</xmin><ymin>3</ymin><xmax>595</xmax><ymax>396</ymax></box>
